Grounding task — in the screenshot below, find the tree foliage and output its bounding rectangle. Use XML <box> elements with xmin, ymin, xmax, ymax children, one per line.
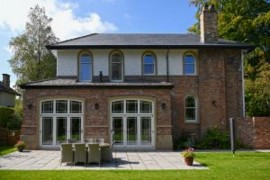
<box><xmin>9</xmin><ymin>5</ymin><xmax>59</xmax><ymax>86</ymax></box>
<box><xmin>189</xmin><ymin>0</ymin><xmax>270</xmax><ymax>116</ymax></box>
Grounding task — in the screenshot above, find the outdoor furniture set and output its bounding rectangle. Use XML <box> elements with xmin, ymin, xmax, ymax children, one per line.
<box><xmin>60</xmin><ymin>138</ymin><xmax>113</xmax><ymax>166</ymax></box>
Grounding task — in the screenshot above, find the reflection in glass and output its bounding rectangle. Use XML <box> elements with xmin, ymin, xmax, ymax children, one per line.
<box><xmin>140</xmin><ymin>101</ymin><xmax>152</xmax><ymax>113</ymax></box>
<box><xmin>42</xmin><ymin>117</ymin><xmax>53</xmax><ymax>145</ymax></box>
<box><xmin>113</xmin><ymin>117</ymin><xmax>123</xmax><ymax>144</ymax></box>
<box><xmin>42</xmin><ymin>101</ymin><xmax>53</xmax><ymax>113</ymax></box>
<box><xmin>70</xmin><ymin>101</ymin><xmax>82</xmax><ymax>113</ymax></box>
<box><xmin>56</xmin><ymin>100</ymin><xmax>67</xmax><ymax>113</ymax></box>
<box><xmin>127</xmin><ymin>117</ymin><xmax>137</xmax><ymax>145</ymax></box>
<box><xmin>56</xmin><ymin>117</ymin><xmax>67</xmax><ymax>144</ymax></box>
<box><xmin>126</xmin><ymin>100</ymin><xmax>138</xmax><ymax>113</ymax></box>
<box><xmin>141</xmin><ymin>117</ymin><xmax>151</xmax><ymax>144</ymax></box>
<box><xmin>71</xmin><ymin>117</ymin><xmax>81</xmax><ymax>142</ymax></box>
<box><xmin>112</xmin><ymin>101</ymin><xmax>124</xmax><ymax>113</ymax></box>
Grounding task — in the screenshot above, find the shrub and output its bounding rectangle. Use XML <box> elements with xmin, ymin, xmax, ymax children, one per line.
<box><xmin>0</xmin><ymin>106</ymin><xmax>14</xmax><ymax>128</ymax></box>
<box><xmin>173</xmin><ymin>133</ymin><xmax>196</xmax><ymax>150</ymax></box>
<box><xmin>197</xmin><ymin>127</ymin><xmax>230</xmax><ymax>149</ymax></box>
<box><xmin>0</xmin><ymin>104</ymin><xmax>22</xmax><ymax>130</ymax></box>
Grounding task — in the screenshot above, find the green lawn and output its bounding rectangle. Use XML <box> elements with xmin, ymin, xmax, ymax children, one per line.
<box><xmin>0</xmin><ymin>146</ymin><xmax>16</xmax><ymax>156</ymax></box>
<box><xmin>0</xmin><ymin>152</ymin><xmax>269</xmax><ymax>180</ymax></box>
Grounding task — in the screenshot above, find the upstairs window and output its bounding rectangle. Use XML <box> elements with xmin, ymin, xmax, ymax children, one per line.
<box><xmin>183</xmin><ymin>54</ymin><xmax>196</xmax><ymax>75</ymax></box>
<box><xmin>185</xmin><ymin>96</ymin><xmax>198</xmax><ymax>122</ymax></box>
<box><xmin>79</xmin><ymin>53</ymin><xmax>92</xmax><ymax>81</ymax></box>
<box><xmin>143</xmin><ymin>53</ymin><xmax>156</xmax><ymax>75</ymax></box>
<box><xmin>110</xmin><ymin>52</ymin><xmax>124</xmax><ymax>81</ymax></box>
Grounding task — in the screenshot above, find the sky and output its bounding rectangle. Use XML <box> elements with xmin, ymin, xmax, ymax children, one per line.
<box><xmin>0</xmin><ymin>0</ymin><xmax>197</xmax><ymax>87</ymax></box>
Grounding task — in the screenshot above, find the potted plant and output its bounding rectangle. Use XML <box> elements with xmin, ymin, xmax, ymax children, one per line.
<box><xmin>15</xmin><ymin>140</ymin><xmax>26</xmax><ymax>152</ymax></box>
<box><xmin>181</xmin><ymin>147</ymin><xmax>196</xmax><ymax>166</ymax></box>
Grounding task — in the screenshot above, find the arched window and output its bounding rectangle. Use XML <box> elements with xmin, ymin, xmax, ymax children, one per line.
<box><xmin>183</xmin><ymin>54</ymin><xmax>196</xmax><ymax>75</ymax></box>
<box><xmin>110</xmin><ymin>52</ymin><xmax>124</xmax><ymax>81</ymax></box>
<box><xmin>79</xmin><ymin>53</ymin><xmax>92</xmax><ymax>81</ymax></box>
<box><xmin>143</xmin><ymin>52</ymin><xmax>156</xmax><ymax>75</ymax></box>
<box><xmin>185</xmin><ymin>96</ymin><xmax>198</xmax><ymax>122</ymax></box>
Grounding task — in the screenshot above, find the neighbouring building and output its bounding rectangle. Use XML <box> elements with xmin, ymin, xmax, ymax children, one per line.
<box><xmin>20</xmin><ymin>5</ymin><xmax>253</xmax><ymax>150</ymax></box>
<box><xmin>0</xmin><ymin>74</ymin><xmax>19</xmax><ymax>107</ymax></box>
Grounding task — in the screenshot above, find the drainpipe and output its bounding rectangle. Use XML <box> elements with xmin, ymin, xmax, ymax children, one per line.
<box><xmin>166</xmin><ymin>48</ymin><xmax>170</xmax><ymax>82</ymax></box>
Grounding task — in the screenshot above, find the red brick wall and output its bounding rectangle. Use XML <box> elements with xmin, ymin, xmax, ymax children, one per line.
<box><xmin>22</xmin><ymin>87</ymin><xmax>172</xmax><ymax>149</ymax></box>
<box><xmin>236</xmin><ymin>117</ymin><xmax>270</xmax><ymax>149</ymax></box>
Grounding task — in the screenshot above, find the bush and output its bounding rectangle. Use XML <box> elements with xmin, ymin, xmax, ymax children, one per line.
<box><xmin>173</xmin><ymin>133</ymin><xmax>196</xmax><ymax>150</ymax></box>
<box><xmin>0</xmin><ymin>106</ymin><xmax>14</xmax><ymax>128</ymax></box>
<box><xmin>197</xmin><ymin>127</ymin><xmax>230</xmax><ymax>149</ymax></box>
<box><xmin>0</xmin><ymin>103</ymin><xmax>22</xmax><ymax>130</ymax></box>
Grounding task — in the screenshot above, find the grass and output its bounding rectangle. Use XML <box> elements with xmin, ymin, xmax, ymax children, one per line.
<box><xmin>0</xmin><ymin>146</ymin><xmax>16</xmax><ymax>156</ymax></box>
<box><xmin>0</xmin><ymin>152</ymin><xmax>270</xmax><ymax>179</ymax></box>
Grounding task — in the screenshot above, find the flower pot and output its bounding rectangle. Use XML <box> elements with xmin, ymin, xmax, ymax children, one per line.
<box><xmin>184</xmin><ymin>157</ymin><xmax>194</xmax><ymax>166</ymax></box>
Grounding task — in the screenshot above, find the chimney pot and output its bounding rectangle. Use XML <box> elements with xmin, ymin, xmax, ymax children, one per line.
<box><xmin>2</xmin><ymin>74</ymin><xmax>10</xmax><ymax>88</ymax></box>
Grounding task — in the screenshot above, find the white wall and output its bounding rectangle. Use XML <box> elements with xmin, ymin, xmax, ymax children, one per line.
<box><xmin>56</xmin><ymin>48</ymin><xmax>198</xmax><ymax>77</ymax></box>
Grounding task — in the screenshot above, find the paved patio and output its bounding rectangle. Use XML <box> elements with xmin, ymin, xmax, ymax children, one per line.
<box><xmin>0</xmin><ymin>150</ymin><xmax>207</xmax><ymax>170</ymax></box>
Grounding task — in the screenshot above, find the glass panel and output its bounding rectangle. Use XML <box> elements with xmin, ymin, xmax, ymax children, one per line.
<box><xmin>144</xmin><ymin>54</ymin><xmax>155</xmax><ymax>74</ymax></box>
<box><xmin>71</xmin><ymin>117</ymin><xmax>81</xmax><ymax>142</ymax></box>
<box><xmin>184</xmin><ymin>55</ymin><xmax>195</xmax><ymax>75</ymax></box>
<box><xmin>127</xmin><ymin>117</ymin><xmax>137</xmax><ymax>145</ymax></box>
<box><xmin>186</xmin><ymin>108</ymin><xmax>196</xmax><ymax>120</ymax></box>
<box><xmin>70</xmin><ymin>101</ymin><xmax>82</xmax><ymax>113</ymax></box>
<box><xmin>56</xmin><ymin>100</ymin><xmax>67</xmax><ymax>113</ymax></box>
<box><xmin>126</xmin><ymin>100</ymin><xmax>138</xmax><ymax>113</ymax></box>
<box><xmin>112</xmin><ymin>53</ymin><xmax>122</xmax><ymax>63</ymax></box>
<box><xmin>186</xmin><ymin>97</ymin><xmax>195</xmax><ymax>107</ymax></box>
<box><xmin>42</xmin><ymin>117</ymin><xmax>53</xmax><ymax>145</ymax></box>
<box><xmin>140</xmin><ymin>101</ymin><xmax>152</xmax><ymax>113</ymax></box>
<box><xmin>80</xmin><ymin>54</ymin><xmax>92</xmax><ymax>81</ymax></box>
<box><xmin>141</xmin><ymin>117</ymin><xmax>151</xmax><ymax>144</ymax></box>
<box><xmin>42</xmin><ymin>101</ymin><xmax>53</xmax><ymax>113</ymax></box>
<box><xmin>56</xmin><ymin>117</ymin><xmax>67</xmax><ymax>144</ymax></box>
<box><xmin>112</xmin><ymin>101</ymin><xmax>124</xmax><ymax>113</ymax></box>
<box><xmin>111</xmin><ymin>63</ymin><xmax>122</xmax><ymax>80</ymax></box>
<box><xmin>113</xmin><ymin>117</ymin><xmax>123</xmax><ymax>144</ymax></box>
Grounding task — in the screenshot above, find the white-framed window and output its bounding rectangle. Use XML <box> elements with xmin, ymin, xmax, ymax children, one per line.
<box><xmin>183</xmin><ymin>54</ymin><xmax>196</xmax><ymax>75</ymax></box>
<box><xmin>143</xmin><ymin>52</ymin><xmax>156</xmax><ymax>75</ymax></box>
<box><xmin>40</xmin><ymin>99</ymin><xmax>83</xmax><ymax>147</ymax></box>
<box><xmin>185</xmin><ymin>96</ymin><xmax>198</xmax><ymax>123</ymax></box>
<box><xmin>110</xmin><ymin>52</ymin><xmax>124</xmax><ymax>82</ymax></box>
<box><xmin>79</xmin><ymin>52</ymin><xmax>92</xmax><ymax>81</ymax></box>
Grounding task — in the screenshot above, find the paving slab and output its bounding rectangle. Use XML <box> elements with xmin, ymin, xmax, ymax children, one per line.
<box><xmin>0</xmin><ymin>150</ymin><xmax>208</xmax><ymax>170</ymax></box>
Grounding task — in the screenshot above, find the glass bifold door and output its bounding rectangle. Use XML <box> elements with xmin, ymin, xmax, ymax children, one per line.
<box><xmin>41</xmin><ymin>117</ymin><xmax>82</xmax><ymax>146</ymax></box>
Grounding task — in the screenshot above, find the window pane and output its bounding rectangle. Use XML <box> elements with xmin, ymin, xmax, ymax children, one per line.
<box><xmin>112</xmin><ymin>101</ymin><xmax>124</xmax><ymax>113</ymax></box>
<box><xmin>42</xmin><ymin>117</ymin><xmax>53</xmax><ymax>145</ymax></box>
<box><xmin>70</xmin><ymin>101</ymin><xmax>82</xmax><ymax>113</ymax></box>
<box><xmin>186</xmin><ymin>97</ymin><xmax>196</xmax><ymax>107</ymax></box>
<box><xmin>42</xmin><ymin>101</ymin><xmax>53</xmax><ymax>113</ymax></box>
<box><xmin>127</xmin><ymin>117</ymin><xmax>137</xmax><ymax>145</ymax></box>
<box><xmin>111</xmin><ymin>53</ymin><xmax>123</xmax><ymax>80</ymax></box>
<box><xmin>140</xmin><ymin>101</ymin><xmax>152</xmax><ymax>113</ymax></box>
<box><xmin>71</xmin><ymin>117</ymin><xmax>81</xmax><ymax>142</ymax></box>
<box><xmin>184</xmin><ymin>55</ymin><xmax>195</xmax><ymax>75</ymax></box>
<box><xmin>56</xmin><ymin>100</ymin><xmax>67</xmax><ymax>113</ymax></box>
<box><xmin>141</xmin><ymin>117</ymin><xmax>151</xmax><ymax>144</ymax></box>
<box><xmin>144</xmin><ymin>54</ymin><xmax>154</xmax><ymax>64</ymax></box>
<box><xmin>144</xmin><ymin>64</ymin><xmax>154</xmax><ymax>74</ymax></box>
<box><xmin>113</xmin><ymin>117</ymin><xmax>123</xmax><ymax>144</ymax></box>
<box><xmin>126</xmin><ymin>100</ymin><xmax>138</xmax><ymax>113</ymax></box>
<box><xmin>112</xmin><ymin>63</ymin><xmax>122</xmax><ymax>80</ymax></box>
<box><xmin>186</xmin><ymin>108</ymin><xmax>196</xmax><ymax>120</ymax></box>
<box><xmin>56</xmin><ymin>117</ymin><xmax>67</xmax><ymax>144</ymax></box>
<box><xmin>80</xmin><ymin>54</ymin><xmax>92</xmax><ymax>81</ymax></box>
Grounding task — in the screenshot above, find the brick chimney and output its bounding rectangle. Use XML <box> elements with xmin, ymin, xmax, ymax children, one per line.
<box><xmin>2</xmin><ymin>74</ymin><xmax>10</xmax><ymax>88</ymax></box>
<box><xmin>200</xmin><ymin>4</ymin><xmax>218</xmax><ymax>43</ymax></box>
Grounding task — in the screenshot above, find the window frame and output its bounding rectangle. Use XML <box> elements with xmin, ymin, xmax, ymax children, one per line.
<box><xmin>142</xmin><ymin>52</ymin><xmax>156</xmax><ymax>75</ymax></box>
<box><xmin>78</xmin><ymin>51</ymin><xmax>93</xmax><ymax>82</ymax></box>
<box><xmin>183</xmin><ymin>53</ymin><xmax>197</xmax><ymax>75</ymax></box>
<box><xmin>109</xmin><ymin>50</ymin><xmax>124</xmax><ymax>82</ymax></box>
<box><xmin>184</xmin><ymin>95</ymin><xmax>198</xmax><ymax>123</ymax></box>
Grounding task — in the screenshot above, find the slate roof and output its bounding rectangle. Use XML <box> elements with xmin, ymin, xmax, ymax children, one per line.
<box><xmin>20</xmin><ymin>78</ymin><xmax>173</xmax><ymax>89</ymax></box>
<box><xmin>0</xmin><ymin>81</ymin><xmax>19</xmax><ymax>95</ymax></box>
<box><xmin>46</xmin><ymin>33</ymin><xmax>254</xmax><ymax>50</ymax></box>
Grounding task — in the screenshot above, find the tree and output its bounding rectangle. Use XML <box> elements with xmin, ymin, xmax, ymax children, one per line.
<box><xmin>189</xmin><ymin>0</ymin><xmax>270</xmax><ymax>116</ymax></box>
<box><xmin>9</xmin><ymin>5</ymin><xmax>59</xmax><ymax>86</ymax></box>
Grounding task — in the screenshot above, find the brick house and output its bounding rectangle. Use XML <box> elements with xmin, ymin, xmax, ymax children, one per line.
<box><xmin>20</xmin><ymin>5</ymin><xmax>253</xmax><ymax>150</ymax></box>
<box><xmin>0</xmin><ymin>74</ymin><xmax>19</xmax><ymax>107</ymax></box>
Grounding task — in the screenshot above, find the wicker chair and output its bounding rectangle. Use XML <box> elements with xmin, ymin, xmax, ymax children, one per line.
<box><xmin>74</xmin><ymin>143</ymin><xmax>87</xmax><ymax>165</ymax></box>
<box><xmin>88</xmin><ymin>143</ymin><xmax>101</xmax><ymax>166</ymax></box>
<box><xmin>60</xmin><ymin>143</ymin><xmax>73</xmax><ymax>165</ymax></box>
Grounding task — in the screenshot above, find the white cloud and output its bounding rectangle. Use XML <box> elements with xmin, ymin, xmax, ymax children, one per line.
<box><xmin>0</xmin><ymin>0</ymin><xmax>118</xmax><ymax>40</ymax></box>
